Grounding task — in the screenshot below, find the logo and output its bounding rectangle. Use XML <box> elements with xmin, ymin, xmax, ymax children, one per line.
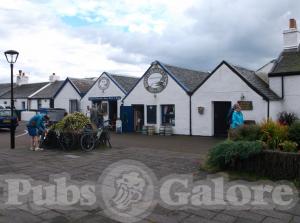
<box><xmin>97</xmin><ymin>160</ymin><xmax>157</xmax><ymax>223</ymax></box>
<box><xmin>98</xmin><ymin>76</ymin><xmax>110</xmax><ymax>91</ymax></box>
<box><xmin>144</xmin><ymin>64</ymin><xmax>168</xmax><ymax>93</ymax></box>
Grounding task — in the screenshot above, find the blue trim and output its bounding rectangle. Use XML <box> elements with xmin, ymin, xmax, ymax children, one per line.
<box><xmin>88</xmin><ymin>96</ymin><xmax>121</xmax><ymax>101</ymax></box>
<box><xmin>53</xmin><ymin>78</ymin><xmax>81</xmax><ymax>99</ymax></box>
<box><xmin>157</xmin><ymin>61</ymin><xmax>190</xmax><ymax>93</ymax></box>
<box><xmin>192</xmin><ymin>61</ymin><xmax>270</xmax><ymax>101</ymax></box>
<box><xmin>82</xmin><ymin>72</ymin><xmax>127</xmax><ymax>99</ymax></box>
<box><xmin>122</xmin><ymin>60</ymin><xmax>191</xmax><ymax>103</ymax></box>
<box><xmin>105</xmin><ymin>73</ymin><xmax>127</xmax><ymax>94</ymax></box>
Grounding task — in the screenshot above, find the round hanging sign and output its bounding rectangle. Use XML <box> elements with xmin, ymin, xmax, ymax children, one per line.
<box><xmin>144</xmin><ymin>67</ymin><xmax>168</xmax><ymax>93</ymax></box>
<box><xmin>98</xmin><ymin>76</ymin><xmax>110</xmax><ymax>91</ymax></box>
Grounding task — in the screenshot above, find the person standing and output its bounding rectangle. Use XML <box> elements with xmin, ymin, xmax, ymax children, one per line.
<box><xmin>231</xmin><ymin>103</ymin><xmax>244</xmax><ymax>129</ymax></box>
<box><xmin>85</xmin><ymin>105</ymin><xmax>91</xmax><ymax>118</ymax></box>
<box><xmin>27</xmin><ymin>114</ymin><xmax>50</xmax><ymax>151</ymax></box>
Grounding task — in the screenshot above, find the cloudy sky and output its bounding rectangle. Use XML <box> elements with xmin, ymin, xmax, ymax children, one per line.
<box><xmin>0</xmin><ymin>0</ymin><xmax>299</xmax><ymax>83</ymax></box>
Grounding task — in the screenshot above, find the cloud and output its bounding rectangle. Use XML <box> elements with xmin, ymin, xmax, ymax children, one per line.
<box><xmin>0</xmin><ymin>0</ymin><xmax>299</xmax><ymax>84</ymax></box>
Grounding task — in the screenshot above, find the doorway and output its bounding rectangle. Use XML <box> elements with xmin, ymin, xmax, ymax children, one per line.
<box><xmin>214</xmin><ymin>101</ymin><xmax>231</xmax><ymax>136</ymax></box>
<box><xmin>109</xmin><ymin>100</ymin><xmax>118</xmax><ymax>130</ymax></box>
<box><xmin>133</xmin><ymin>105</ymin><xmax>144</xmax><ymax>132</ymax></box>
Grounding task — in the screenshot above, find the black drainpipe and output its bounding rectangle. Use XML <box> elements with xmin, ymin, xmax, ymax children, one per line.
<box><xmin>188</xmin><ymin>92</ymin><xmax>192</xmax><ymax>136</ymax></box>
<box><xmin>281</xmin><ymin>76</ymin><xmax>285</xmax><ymax>99</ymax></box>
<box><xmin>267</xmin><ymin>100</ymin><xmax>270</xmax><ymax>119</ymax></box>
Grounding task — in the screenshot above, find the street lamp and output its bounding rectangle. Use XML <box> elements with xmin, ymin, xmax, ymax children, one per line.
<box><xmin>4</xmin><ymin>50</ymin><xmax>19</xmax><ymax>149</ymax></box>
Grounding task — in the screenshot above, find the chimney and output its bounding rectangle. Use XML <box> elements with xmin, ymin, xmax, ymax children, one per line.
<box><xmin>49</xmin><ymin>73</ymin><xmax>60</xmax><ymax>82</ymax></box>
<box><xmin>16</xmin><ymin>72</ymin><xmax>29</xmax><ymax>86</ymax></box>
<box><xmin>283</xmin><ymin>18</ymin><xmax>300</xmax><ymax>50</ymax></box>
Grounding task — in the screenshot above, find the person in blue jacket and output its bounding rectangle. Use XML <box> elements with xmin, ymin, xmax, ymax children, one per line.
<box><xmin>27</xmin><ymin>114</ymin><xmax>49</xmax><ymax>151</ymax></box>
<box><xmin>231</xmin><ymin>103</ymin><xmax>244</xmax><ymax>129</ymax></box>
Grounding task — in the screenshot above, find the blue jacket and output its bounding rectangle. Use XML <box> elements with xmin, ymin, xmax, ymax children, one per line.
<box><xmin>231</xmin><ymin>111</ymin><xmax>244</xmax><ymax>129</ymax></box>
<box><xmin>28</xmin><ymin>114</ymin><xmax>46</xmax><ymax>131</ymax></box>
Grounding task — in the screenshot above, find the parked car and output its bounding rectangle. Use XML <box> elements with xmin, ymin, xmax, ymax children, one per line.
<box><xmin>0</xmin><ymin>104</ymin><xmax>7</xmax><ymax>109</ymax></box>
<box><xmin>0</xmin><ymin>109</ymin><xmax>18</xmax><ymax>130</ymax></box>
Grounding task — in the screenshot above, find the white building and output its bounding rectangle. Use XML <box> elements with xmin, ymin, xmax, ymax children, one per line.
<box><xmin>0</xmin><ymin>71</ymin><xmax>49</xmax><ymax>110</ymax></box>
<box><xmin>191</xmin><ymin>61</ymin><xmax>279</xmax><ymax>136</ymax></box>
<box><xmin>269</xmin><ymin>19</ymin><xmax>300</xmax><ymax>120</ymax></box>
<box><xmin>53</xmin><ymin>77</ymin><xmax>94</xmax><ymax>113</ymax></box>
<box><xmin>81</xmin><ymin>72</ymin><xmax>139</xmax><ymax>123</ymax></box>
<box><xmin>122</xmin><ymin>60</ymin><xmax>209</xmax><ymax>134</ymax></box>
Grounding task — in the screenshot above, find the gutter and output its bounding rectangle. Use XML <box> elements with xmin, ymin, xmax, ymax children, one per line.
<box><xmin>188</xmin><ymin>92</ymin><xmax>192</xmax><ymax>136</ymax></box>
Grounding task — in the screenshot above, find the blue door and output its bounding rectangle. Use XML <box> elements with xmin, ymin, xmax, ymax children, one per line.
<box><xmin>120</xmin><ymin>106</ymin><xmax>134</xmax><ymax>132</ymax></box>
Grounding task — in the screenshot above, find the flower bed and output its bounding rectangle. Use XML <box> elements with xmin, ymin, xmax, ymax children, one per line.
<box><xmin>207</xmin><ymin>114</ymin><xmax>300</xmax><ymax>180</ymax></box>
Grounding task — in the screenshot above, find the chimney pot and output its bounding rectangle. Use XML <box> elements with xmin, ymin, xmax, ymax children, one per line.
<box><xmin>289</xmin><ymin>18</ymin><xmax>297</xmax><ymax>29</ymax></box>
<box><xmin>53</xmin><ymin>73</ymin><xmax>55</xmax><ymax>76</ymax></box>
<box><xmin>19</xmin><ymin>70</ymin><xmax>22</xmax><ymax>76</ymax></box>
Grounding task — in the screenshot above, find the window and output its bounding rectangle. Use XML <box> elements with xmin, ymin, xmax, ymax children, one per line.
<box><xmin>50</xmin><ymin>99</ymin><xmax>54</xmax><ymax>108</ymax></box>
<box><xmin>69</xmin><ymin>100</ymin><xmax>79</xmax><ymax>113</ymax></box>
<box><xmin>147</xmin><ymin>105</ymin><xmax>157</xmax><ymax>124</ymax></box>
<box><xmin>37</xmin><ymin>99</ymin><xmax>42</xmax><ymax>109</ymax></box>
<box><xmin>21</xmin><ymin>101</ymin><xmax>26</xmax><ymax>110</ymax></box>
<box><xmin>101</xmin><ymin>102</ymin><xmax>108</xmax><ymax>115</ymax></box>
<box><xmin>161</xmin><ymin>105</ymin><xmax>175</xmax><ymax>126</ymax></box>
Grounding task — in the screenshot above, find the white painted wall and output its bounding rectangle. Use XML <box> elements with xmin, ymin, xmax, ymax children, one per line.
<box><xmin>270</xmin><ymin>75</ymin><xmax>300</xmax><ymax>119</ymax></box>
<box><xmin>0</xmin><ymin>98</ymin><xmax>28</xmax><ymax>110</ymax></box>
<box><xmin>54</xmin><ymin>81</ymin><xmax>81</xmax><ymax>113</ymax></box>
<box><xmin>123</xmin><ymin>65</ymin><xmax>190</xmax><ymax>135</ymax></box>
<box><xmin>192</xmin><ymin>64</ymin><xmax>268</xmax><ymax>136</ymax></box>
<box><xmin>81</xmin><ymin>73</ymin><xmax>126</xmax><ymax>118</ymax></box>
<box><xmin>29</xmin><ymin>99</ymin><xmax>38</xmax><ymax>110</ymax></box>
<box><xmin>269</xmin><ymin>76</ymin><xmax>282</xmax><ymax>98</ymax></box>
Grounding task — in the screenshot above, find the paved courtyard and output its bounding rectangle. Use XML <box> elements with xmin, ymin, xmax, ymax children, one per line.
<box><xmin>0</xmin><ymin>123</ymin><xmax>299</xmax><ymax>222</ymax></box>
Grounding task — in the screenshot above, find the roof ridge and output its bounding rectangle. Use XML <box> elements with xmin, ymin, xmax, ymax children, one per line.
<box><xmin>160</xmin><ymin>61</ymin><xmax>209</xmax><ymax>74</ymax></box>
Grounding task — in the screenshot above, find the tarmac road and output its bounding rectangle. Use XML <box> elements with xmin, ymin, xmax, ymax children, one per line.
<box><xmin>0</xmin><ymin>121</ymin><xmax>29</xmax><ymax>149</ymax></box>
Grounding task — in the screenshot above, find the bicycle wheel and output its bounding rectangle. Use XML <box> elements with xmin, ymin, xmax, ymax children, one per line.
<box><xmin>59</xmin><ymin>132</ymin><xmax>75</xmax><ymax>151</ymax></box>
<box><xmin>80</xmin><ymin>133</ymin><xmax>96</xmax><ymax>152</ymax></box>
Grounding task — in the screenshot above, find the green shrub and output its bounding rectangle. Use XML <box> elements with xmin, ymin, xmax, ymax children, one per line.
<box><xmin>207</xmin><ymin>140</ymin><xmax>263</xmax><ymax>169</ymax></box>
<box><xmin>288</xmin><ymin>121</ymin><xmax>300</xmax><ymax>146</ymax></box>
<box><xmin>260</xmin><ymin>119</ymin><xmax>288</xmax><ymax>150</ymax></box>
<box><xmin>279</xmin><ymin>141</ymin><xmax>299</xmax><ymax>153</ymax></box>
<box><xmin>278</xmin><ymin>112</ymin><xmax>298</xmax><ymax>126</ymax></box>
<box><xmin>50</xmin><ymin>112</ymin><xmax>90</xmax><ymax>133</ymax></box>
<box><xmin>230</xmin><ymin>124</ymin><xmax>261</xmax><ymax>141</ymax></box>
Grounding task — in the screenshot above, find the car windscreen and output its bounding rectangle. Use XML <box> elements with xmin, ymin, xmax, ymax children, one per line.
<box><xmin>0</xmin><ymin>110</ymin><xmax>17</xmax><ymax>117</ymax></box>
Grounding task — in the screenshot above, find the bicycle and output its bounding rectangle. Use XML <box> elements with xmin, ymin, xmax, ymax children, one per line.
<box><xmin>80</xmin><ymin>120</ymin><xmax>112</xmax><ymax>152</ymax></box>
<box><xmin>40</xmin><ymin>128</ymin><xmax>75</xmax><ymax>151</ymax></box>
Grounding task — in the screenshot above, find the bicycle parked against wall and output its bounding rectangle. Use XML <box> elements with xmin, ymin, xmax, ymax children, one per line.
<box><xmin>80</xmin><ymin>120</ymin><xmax>112</xmax><ymax>152</ymax></box>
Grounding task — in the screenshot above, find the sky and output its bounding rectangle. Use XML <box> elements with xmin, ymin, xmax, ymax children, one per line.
<box><xmin>0</xmin><ymin>0</ymin><xmax>299</xmax><ymax>83</ymax></box>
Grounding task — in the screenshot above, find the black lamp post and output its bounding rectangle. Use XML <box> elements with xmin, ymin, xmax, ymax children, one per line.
<box><xmin>4</xmin><ymin>50</ymin><xmax>19</xmax><ymax>149</ymax></box>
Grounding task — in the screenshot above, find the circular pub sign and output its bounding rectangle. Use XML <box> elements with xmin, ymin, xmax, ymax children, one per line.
<box><xmin>144</xmin><ymin>66</ymin><xmax>168</xmax><ymax>93</ymax></box>
<box><xmin>98</xmin><ymin>76</ymin><xmax>110</xmax><ymax>91</ymax></box>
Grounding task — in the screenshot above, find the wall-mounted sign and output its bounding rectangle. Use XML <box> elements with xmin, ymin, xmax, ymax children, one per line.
<box><xmin>198</xmin><ymin>106</ymin><xmax>204</xmax><ymax>114</ymax></box>
<box><xmin>238</xmin><ymin>101</ymin><xmax>253</xmax><ymax>110</ymax></box>
<box><xmin>88</xmin><ymin>96</ymin><xmax>121</xmax><ymax>101</ymax></box>
<box><xmin>98</xmin><ymin>76</ymin><xmax>110</xmax><ymax>91</ymax></box>
<box><xmin>144</xmin><ymin>65</ymin><xmax>168</xmax><ymax>93</ymax></box>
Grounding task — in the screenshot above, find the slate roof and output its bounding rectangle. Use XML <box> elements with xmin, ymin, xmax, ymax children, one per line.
<box><xmin>108</xmin><ymin>73</ymin><xmax>139</xmax><ymax>93</ymax></box>
<box><xmin>161</xmin><ymin>62</ymin><xmax>210</xmax><ymax>93</ymax></box>
<box><xmin>270</xmin><ymin>50</ymin><xmax>300</xmax><ymax>75</ymax></box>
<box><xmin>30</xmin><ymin>81</ymin><xmax>64</xmax><ymax>99</ymax></box>
<box><xmin>0</xmin><ymin>83</ymin><xmax>13</xmax><ymax>97</ymax></box>
<box><xmin>69</xmin><ymin>78</ymin><xmax>95</xmax><ymax>95</ymax></box>
<box><xmin>230</xmin><ymin>64</ymin><xmax>280</xmax><ymax>101</ymax></box>
<box><xmin>0</xmin><ymin>82</ymin><xmax>49</xmax><ymax>99</ymax></box>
